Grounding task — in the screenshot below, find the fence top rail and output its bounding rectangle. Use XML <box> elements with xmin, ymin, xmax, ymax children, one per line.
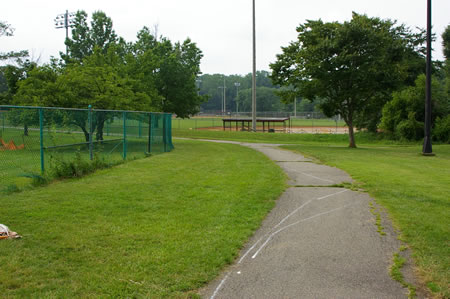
<box><xmin>0</xmin><ymin>105</ymin><xmax>171</xmax><ymax>116</ymax></box>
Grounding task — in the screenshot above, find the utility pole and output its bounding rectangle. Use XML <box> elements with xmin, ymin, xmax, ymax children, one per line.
<box><xmin>234</xmin><ymin>82</ymin><xmax>241</xmax><ymax>114</ymax></box>
<box><xmin>423</xmin><ymin>0</ymin><xmax>433</xmax><ymax>155</ymax></box>
<box><xmin>251</xmin><ymin>0</ymin><xmax>257</xmax><ymax>131</ymax></box>
<box><xmin>55</xmin><ymin>10</ymin><xmax>76</xmax><ymax>56</ymax></box>
<box><xmin>218</xmin><ymin>79</ymin><xmax>226</xmax><ymax>116</ymax></box>
<box><xmin>294</xmin><ymin>97</ymin><xmax>297</xmax><ymax>118</ymax></box>
<box><xmin>223</xmin><ymin>77</ymin><xmax>226</xmax><ymax>115</ymax></box>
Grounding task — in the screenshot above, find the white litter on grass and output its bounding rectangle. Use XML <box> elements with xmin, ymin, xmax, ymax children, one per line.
<box><xmin>0</xmin><ymin>224</ymin><xmax>10</xmax><ymax>237</ymax></box>
<box><xmin>0</xmin><ymin>224</ymin><xmax>20</xmax><ymax>239</ymax></box>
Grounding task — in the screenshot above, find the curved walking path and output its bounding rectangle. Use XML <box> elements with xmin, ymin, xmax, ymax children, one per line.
<box><xmin>196</xmin><ymin>140</ymin><xmax>409</xmax><ymax>299</ymax></box>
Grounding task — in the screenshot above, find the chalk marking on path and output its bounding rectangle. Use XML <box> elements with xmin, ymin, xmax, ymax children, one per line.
<box><xmin>282</xmin><ymin>165</ymin><xmax>335</xmax><ymax>183</ymax></box>
<box><xmin>317</xmin><ymin>189</ymin><xmax>349</xmax><ymax>200</ymax></box>
<box><xmin>239</xmin><ymin>189</ymin><xmax>350</xmax><ymax>263</ymax></box>
<box><xmin>238</xmin><ymin>237</ymin><xmax>262</xmax><ymax>264</ymax></box>
<box><xmin>251</xmin><ymin>204</ymin><xmax>355</xmax><ymax>259</ymax></box>
<box><xmin>273</xmin><ymin>199</ymin><xmax>313</xmax><ymax>230</ymax></box>
<box><xmin>210</xmin><ymin>273</ymin><xmax>230</xmax><ymax>299</ymax></box>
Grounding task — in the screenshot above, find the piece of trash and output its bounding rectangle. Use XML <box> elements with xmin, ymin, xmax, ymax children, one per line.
<box><xmin>0</xmin><ymin>224</ymin><xmax>21</xmax><ymax>239</ymax></box>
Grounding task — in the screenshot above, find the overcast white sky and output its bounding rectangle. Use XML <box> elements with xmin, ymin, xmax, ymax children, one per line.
<box><xmin>2</xmin><ymin>0</ymin><xmax>449</xmax><ymax>75</ymax></box>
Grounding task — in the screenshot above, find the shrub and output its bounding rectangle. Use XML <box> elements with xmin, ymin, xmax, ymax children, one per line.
<box><xmin>433</xmin><ymin>115</ymin><xmax>450</xmax><ymax>143</ymax></box>
<box><xmin>395</xmin><ymin>112</ymin><xmax>424</xmax><ymax>141</ymax></box>
<box><xmin>49</xmin><ymin>152</ymin><xmax>114</xmax><ymax>179</ymax></box>
<box><xmin>380</xmin><ymin>75</ymin><xmax>448</xmax><ymax>139</ymax></box>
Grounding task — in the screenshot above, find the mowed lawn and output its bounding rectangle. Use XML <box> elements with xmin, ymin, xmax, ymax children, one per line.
<box><xmin>283</xmin><ymin>144</ymin><xmax>450</xmax><ymax>298</ymax></box>
<box><xmin>0</xmin><ymin>139</ymin><xmax>286</xmax><ymax>297</ymax></box>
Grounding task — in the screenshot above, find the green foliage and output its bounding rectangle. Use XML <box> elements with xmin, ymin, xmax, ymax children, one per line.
<box><xmin>0</xmin><ymin>21</ymin><xmax>29</xmax><ymax>62</ymax></box>
<box><xmin>4</xmin><ymin>11</ymin><xmax>203</xmax><ymax>120</ymax></box>
<box><xmin>380</xmin><ymin>74</ymin><xmax>449</xmax><ymax>141</ymax></box>
<box><xmin>63</xmin><ymin>11</ymin><xmax>118</xmax><ymax>63</ymax></box>
<box><xmin>237</xmin><ymin>86</ymin><xmax>284</xmax><ymax>112</ymax></box>
<box><xmin>443</xmin><ymin>25</ymin><xmax>450</xmax><ymax>61</ymax></box>
<box><xmin>433</xmin><ymin>115</ymin><xmax>450</xmax><ymax>143</ymax></box>
<box><xmin>49</xmin><ymin>151</ymin><xmax>113</xmax><ymax>179</ymax></box>
<box><xmin>270</xmin><ymin>13</ymin><xmax>427</xmax><ymax>147</ymax></box>
<box><xmin>151</xmin><ymin>36</ymin><xmax>205</xmax><ymax>117</ymax></box>
<box><xmin>198</xmin><ymin>71</ymin><xmax>285</xmax><ymax>113</ymax></box>
<box><xmin>395</xmin><ymin>112</ymin><xmax>424</xmax><ymax>141</ymax></box>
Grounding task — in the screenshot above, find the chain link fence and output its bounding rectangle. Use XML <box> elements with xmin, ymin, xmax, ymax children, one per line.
<box><xmin>0</xmin><ymin>105</ymin><xmax>173</xmax><ymax>192</ymax></box>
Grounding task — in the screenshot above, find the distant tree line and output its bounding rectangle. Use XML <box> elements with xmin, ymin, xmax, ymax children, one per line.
<box><xmin>197</xmin><ymin>71</ymin><xmax>319</xmax><ymax>114</ymax></box>
<box><xmin>0</xmin><ymin>11</ymin><xmax>205</xmax><ymax>118</ymax></box>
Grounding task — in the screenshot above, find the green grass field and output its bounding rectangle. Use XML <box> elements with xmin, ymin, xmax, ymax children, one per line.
<box><xmin>2</xmin><ymin>123</ymin><xmax>448</xmax><ymax>297</ymax></box>
<box><xmin>0</xmin><ymin>139</ymin><xmax>286</xmax><ymax>297</ymax></box>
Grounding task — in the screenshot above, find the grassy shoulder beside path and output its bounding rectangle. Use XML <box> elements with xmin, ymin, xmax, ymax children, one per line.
<box><xmin>282</xmin><ymin>144</ymin><xmax>449</xmax><ymax>298</ymax></box>
<box><xmin>0</xmin><ymin>139</ymin><xmax>286</xmax><ymax>297</ymax></box>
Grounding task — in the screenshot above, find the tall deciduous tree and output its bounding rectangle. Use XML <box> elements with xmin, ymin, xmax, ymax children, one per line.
<box><xmin>63</xmin><ymin>11</ymin><xmax>118</xmax><ymax>63</ymax></box>
<box><xmin>152</xmin><ymin>37</ymin><xmax>206</xmax><ymax>118</ymax></box>
<box><xmin>271</xmin><ymin>13</ymin><xmax>426</xmax><ymax>147</ymax></box>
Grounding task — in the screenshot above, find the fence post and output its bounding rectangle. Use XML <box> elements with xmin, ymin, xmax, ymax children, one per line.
<box><xmin>147</xmin><ymin>113</ymin><xmax>152</xmax><ymax>153</ymax></box>
<box><xmin>2</xmin><ymin>112</ymin><xmax>4</xmax><ymax>132</ymax></box>
<box><xmin>138</xmin><ymin>118</ymin><xmax>142</xmax><ymax>138</ymax></box>
<box><xmin>163</xmin><ymin>114</ymin><xmax>168</xmax><ymax>152</ymax></box>
<box><xmin>39</xmin><ymin>108</ymin><xmax>45</xmax><ymax>174</ymax></box>
<box><xmin>88</xmin><ymin>105</ymin><xmax>93</xmax><ymax>160</ymax></box>
<box><xmin>123</xmin><ymin>111</ymin><xmax>127</xmax><ymax>160</ymax></box>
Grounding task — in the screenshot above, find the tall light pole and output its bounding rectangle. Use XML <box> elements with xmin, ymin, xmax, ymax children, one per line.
<box><xmin>251</xmin><ymin>0</ymin><xmax>257</xmax><ymax>131</ymax></box>
<box><xmin>55</xmin><ymin>10</ymin><xmax>76</xmax><ymax>56</ymax></box>
<box><xmin>234</xmin><ymin>82</ymin><xmax>241</xmax><ymax>114</ymax></box>
<box><xmin>294</xmin><ymin>97</ymin><xmax>297</xmax><ymax>118</ymax></box>
<box><xmin>423</xmin><ymin>0</ymin><xmax>433</xmax><ymax>155</ymax></box>
<box><xmin>223</xmin><ymin>77</ymin><xmax>227</xmax><ymax>115</ymax></box>
<box><xmin>218</xmin><ymin>78</ymin><xmax>226</xmax><ymax>115</ymax></box>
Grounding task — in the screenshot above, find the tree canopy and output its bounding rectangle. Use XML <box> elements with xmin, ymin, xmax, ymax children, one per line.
<box><xmin>4</xmin><ymin>11</ymin><xmax>204</xmax><ymax>119</ymax></box>
<box><xmin>0</xmin><ymin>21</ymin><xmax>28</xmax><ymax>61</ymax></box>
<box><xmin>270</xmin><ymin>13</ymin><xmax>426</xmax><ymax>147</ymax></box>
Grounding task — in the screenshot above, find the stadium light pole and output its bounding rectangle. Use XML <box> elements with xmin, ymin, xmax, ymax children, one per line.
<box><xmin>234</xmin><ymin>82</ymin><xmax>241</xmax><ymax>114</ymax></box>
<box><xmin>55</xmin><ymin>10</ymin><xmax>76</xmax><ymax>56</ymax></box>
<box><xmin>422</xmin><ymin>0</ymin><xmax>433</xmax><ymax>155</ymax></box>
<box><xmin>251</xmin><ymin>0</ymin><xmax>257</xmax><ymax>131</ymax></box>
<box><xmin>218</xmin><ymin>80</ymin><xmax>226</xmax><ymax>115</ymax></box>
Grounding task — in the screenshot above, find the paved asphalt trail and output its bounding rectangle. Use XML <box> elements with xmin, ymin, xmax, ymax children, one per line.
<box><xmin>197</xmin><ymin>140</ymin><xmax>408</xmax><ymax>299</ymax></box>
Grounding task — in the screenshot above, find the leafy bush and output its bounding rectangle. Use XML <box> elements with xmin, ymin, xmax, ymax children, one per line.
<box><xmin>433</xmin><ymin>115</ymin><xmax>450</xmax><ymax>143</ymax></box>
<box><xmin>49</xmin><ymin>152</ymin><xmax>114</xmax><ymax>179</ymax></box>
<box><xmin>395</xmin><ymin>112</ymin><xmax>424</xmax><ymax>141</ymax></box>
<box><xmin>380</xmin><ymin>74</ymin><xmax>449</xmax><ymax>140</ymax></box>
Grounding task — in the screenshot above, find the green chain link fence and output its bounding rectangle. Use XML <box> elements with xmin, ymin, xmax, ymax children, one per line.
<box><xmin>0</xmin><ymin>105</ymin><xmax>173</xmax><ymax>191</ymax></box>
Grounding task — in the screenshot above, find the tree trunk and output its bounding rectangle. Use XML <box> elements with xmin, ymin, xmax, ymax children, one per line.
<box><xmin>348</xmin><ymin>123</ymin><xmax>357</xmax><ymax>148</ymax></box>
<box><xmin>95</xmin><ymin>114</ymin><xmax>105</xmax><ymax>142</ymax></box>
<box><xmin>80</xmin><ymin>126</ymin><xmax>90</xmax><ymax>143</ymax></box>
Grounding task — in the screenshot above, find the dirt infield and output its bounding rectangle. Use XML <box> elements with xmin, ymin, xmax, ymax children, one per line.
<box><xmin>197</xmin><ymin>126</ymin><xmax>349</xmax><ymax>134</ymax></box>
